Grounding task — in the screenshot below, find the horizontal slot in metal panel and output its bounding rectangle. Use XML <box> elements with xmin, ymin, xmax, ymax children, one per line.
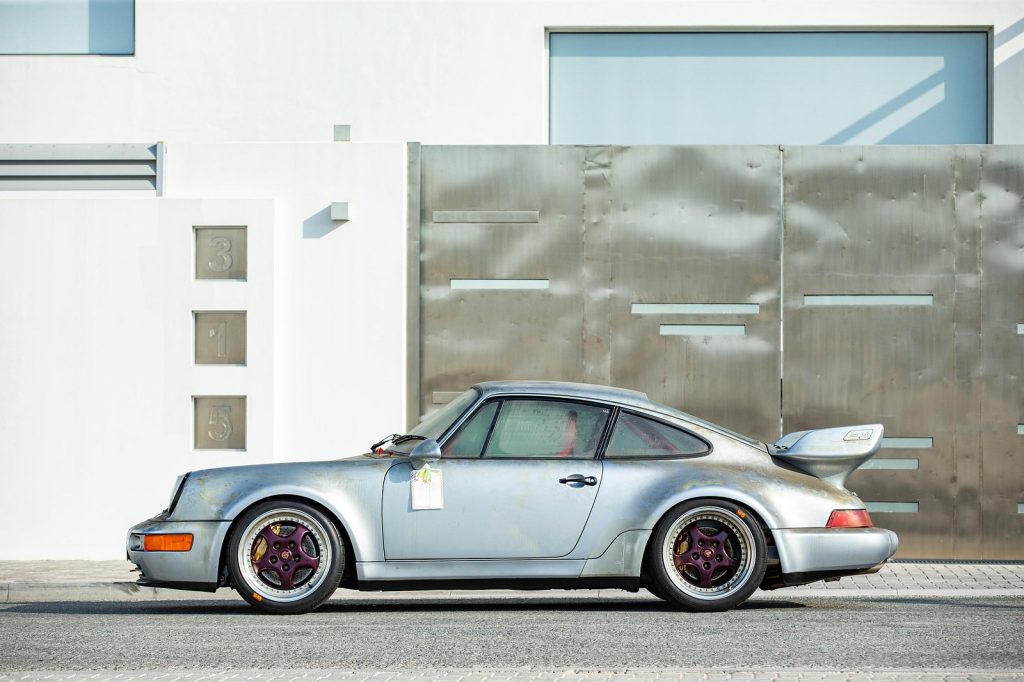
<box><xmin>860</xmin><ymin>458</ymin><xmax>919</xmax><ymax>470</ymax></box>
<box><xmin>0</xmin><ymin>143</ymin><xmax>161</xmax><ymax>192</ymax></box>
<box><xmin>865</xmin><ymin>502</ymin><xmax>920</xmax><ymax>513</ymax></box>
<box><xmin>803</xmin><ymin>294</ymin><xmax>933</xmax><ymax>306</ymax></box>
<box><xmin>433</xmin><ymin>210</ymin><xmax>540</xmax><ymax>223</ymax></box>
<box><xmin>632</xmin><ymin>303</ymin><xmax>761</xmax><ymax>315</ymax></box>
<box><xmin>431</xmin><ymin>391</ymin><xmax>463</xmax><ymax>404</ymax></box>
<box><xmin>659</xmin><ymin>324</ymin><xmax>746</xmax><ymax>336</ymax></box>
<box><xmin>450</xmin><ymin>279</ymin><xmax>550</xmax><ymax>290</ymax></box>
<box><xmin>881</xmin><ymin>437</ymin><xmax>933</xmax><ymax>449</ymax></box>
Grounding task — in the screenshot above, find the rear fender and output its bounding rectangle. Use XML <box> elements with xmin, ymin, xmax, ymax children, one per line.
<box><xmin>647</xmin><ymin>486</ymin><xmax>782</xmax><ymax>531</ymax></box>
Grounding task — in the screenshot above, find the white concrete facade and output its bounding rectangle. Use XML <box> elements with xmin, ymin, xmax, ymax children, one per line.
<box><xmin>1</xmin><ymin>0</ymin><xmax>1023</xmax><ymax>559</ymax></box>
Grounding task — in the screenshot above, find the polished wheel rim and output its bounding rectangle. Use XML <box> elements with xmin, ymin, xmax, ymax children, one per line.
<box><xmin>663</xmin><ymin>506</ymin><xmax>754</xmax><ymax>601</ymax></box>
<box><xmin>238</xmin><ymin>509</ymin><xmax>331</xmax><ymax>603</ymax></box>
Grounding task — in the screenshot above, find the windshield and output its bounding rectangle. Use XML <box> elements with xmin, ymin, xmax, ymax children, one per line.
<box><xmin>389</xmin><ymin>388</ymin><xmax>480</xmax><ymax>453</ymax></box>
<box><xmin>648</xmin><ymin>400</ymin><xmax>764</xmax><ymax>448</ymax></box>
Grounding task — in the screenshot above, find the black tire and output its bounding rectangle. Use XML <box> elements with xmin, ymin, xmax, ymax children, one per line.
<box><xmin>646</xmin><ymin>583</ymin><xmax>669</xmax><ymax>601</ymax></box>
<box><xmin>648</xmin><ymin>498</ymin><xmax>767</xmax><ymax>612</ymax></box>
<box><xmin>227</xmin><ymin>500</ymin><xmax>345</xmax><ymax>614</ymax></box>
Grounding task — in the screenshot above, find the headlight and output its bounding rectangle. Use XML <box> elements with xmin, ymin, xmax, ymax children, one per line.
<box><xmin>167</xmin><ymin>472</ymin><xmax>191</xmax><ymax>514</ymax></box>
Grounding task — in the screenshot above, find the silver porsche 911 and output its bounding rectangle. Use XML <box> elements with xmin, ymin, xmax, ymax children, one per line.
<box><xmin>127</xmin><ymin>381</ymin><xmax>898</xmax><ymax>614</ymax></box>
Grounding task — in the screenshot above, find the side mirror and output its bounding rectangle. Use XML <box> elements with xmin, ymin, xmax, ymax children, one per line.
<box><xmin>408</xmin><ymin>439</ymin><xmax>441</xmax><ymax>466</ymax></box>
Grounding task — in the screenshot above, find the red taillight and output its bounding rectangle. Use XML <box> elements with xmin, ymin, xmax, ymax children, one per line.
<box><xmin>826</xmin><ymin>509</ymin><xmax>872</xmax><ymax>528</ymax></box>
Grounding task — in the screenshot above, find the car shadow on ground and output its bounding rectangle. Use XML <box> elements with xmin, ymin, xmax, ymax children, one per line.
<box><xmin>1</xmin><ymin>597</ymin><xmax>808</xmax><ymax>616</ymax></box>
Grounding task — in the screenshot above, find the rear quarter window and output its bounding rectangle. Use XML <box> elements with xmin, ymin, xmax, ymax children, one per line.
<box><xmin>605</xmin><ymin>412</ymin><xmax>709</xmax><ymax>458</ymax></box>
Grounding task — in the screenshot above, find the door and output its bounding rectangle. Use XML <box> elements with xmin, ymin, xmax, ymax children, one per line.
<box><xmin>383</xmin><ymin>398</ymin><xmax>609</xmax><ymax>560</ymax></box>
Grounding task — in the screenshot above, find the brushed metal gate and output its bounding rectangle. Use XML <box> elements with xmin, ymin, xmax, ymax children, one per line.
<box><xmin>408</xmin><ymin>143</ymin><xmax>1024</xmax><ymax>560</ymax></box>
<box><xmin>411</xmin><ymin>145</ymin><xmax>781</xmax><ymax>441</ymax></box>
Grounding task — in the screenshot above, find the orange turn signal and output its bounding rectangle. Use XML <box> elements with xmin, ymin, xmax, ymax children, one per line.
<box><xmin>826</xmin><ymin>509</ymin><xmax>872</xmax><ymax>529</ymax></box>
<box><xmin>143</xmin><ymin>533</ymin><xmax>194</xmax><ymax>552</ymax></box>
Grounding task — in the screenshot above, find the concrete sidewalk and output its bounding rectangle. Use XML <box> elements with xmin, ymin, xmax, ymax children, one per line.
<box><xmin>2</xmin><ymin>560</ymin><xmax>1023</xmax><ymax>603</ymax></box>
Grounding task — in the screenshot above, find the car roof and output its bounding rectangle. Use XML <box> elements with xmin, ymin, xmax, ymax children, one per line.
<box><xmin>471</xmin><ymin>380</ymin><xmax>764</xmax><ymax>448</ymax></box>
<box><xmin>473</xmin><ymin>380</ymin><xmax>653</xmax><ymax>410</ymax></box>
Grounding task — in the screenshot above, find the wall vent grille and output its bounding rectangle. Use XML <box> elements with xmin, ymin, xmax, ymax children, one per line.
<box><xmin>0</xmin><ymin>143</ymin><xmax>163</xmax><ymax>193</ymax></box>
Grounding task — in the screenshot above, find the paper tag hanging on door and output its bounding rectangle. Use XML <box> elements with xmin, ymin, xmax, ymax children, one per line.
<box><xmin>410</xmin><ymin>463</ymin><xmax>444</xmax><ymax>510</ymax></box>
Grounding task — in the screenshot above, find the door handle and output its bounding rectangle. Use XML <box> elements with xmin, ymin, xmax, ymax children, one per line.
<box><xmin>559</xmin><ymin>474</ymin><xmax>598</xmax><ymax>486</ymax></box>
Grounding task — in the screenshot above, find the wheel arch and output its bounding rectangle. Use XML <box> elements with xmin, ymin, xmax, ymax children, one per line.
<box><xmin>217</xmin><ymin>494</ymin><xmax>358</xmax><ymax>588</ymax></box>
<box><xmin>638</xmin><ymin>493</ymin><xmax>776</xmax><ymax>582</ymax></box>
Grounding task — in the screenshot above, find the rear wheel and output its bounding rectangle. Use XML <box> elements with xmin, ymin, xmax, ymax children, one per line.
<box><xmin>649</xmin><ymin>499</ymin><xmax>767</xmax><ymax>612</ymax></box>
<box><xmin>227</xmin><ymin>501</ymin><xmax>344</xmax><ymax>614</ymax></box>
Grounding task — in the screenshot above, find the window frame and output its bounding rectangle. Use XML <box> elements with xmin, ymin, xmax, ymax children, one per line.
<box><xmin>600</xmin><ymin>408</ymin><xmax>713</xmax><ymax>460</ymax></box>
<box><xmin>0</xmin><ymin>0</ymin><xmax>136</xmax><ymax>56</ymax></box>
<box><xmin>439</xmin><ymin>395</ymin><xmax>616</xmax><ymax>461</ymax></box>
<box><xmin>544</xmin><ymin>28</ymin><xmax>994</xmax><ymax>146</ymax></box>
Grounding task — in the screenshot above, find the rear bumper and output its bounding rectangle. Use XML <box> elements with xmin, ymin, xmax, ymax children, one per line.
<box><xmin>126</xmin><ymin>516</ymin><xmax>231</xmax><ymax>591</ymax></box>
<box><xmin>774</xmin><ymin>527</ymin><xmax>899</xmax><ymax>577</ymax></box>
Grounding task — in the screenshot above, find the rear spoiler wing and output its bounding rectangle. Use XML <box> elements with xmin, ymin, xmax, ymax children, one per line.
<box><xmin>772</xmin><ymin>424</ymin><xmax>884</xmax><ymax>490</ymax></box>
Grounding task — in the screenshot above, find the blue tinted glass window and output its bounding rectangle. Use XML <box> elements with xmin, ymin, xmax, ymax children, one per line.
<box><xmin>0</xmin><ymin>0</ymin><xmax>134</xmax><ymax>55</ymax></box>
<box><xmin>550</xmin><ymin>32</ymin><xmax>987</xmax><ymax>144</ymax></box>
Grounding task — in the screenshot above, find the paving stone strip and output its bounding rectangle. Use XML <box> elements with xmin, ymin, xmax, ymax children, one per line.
<box><xmin>2</xmin><ymin>670</ymin><xmax>1024</xmax><ymax>682</ymax></box>
<box><xmin>2</xmin><ymin>561</ymin><xmax>1023</xmax><ymax>602</ymax></box>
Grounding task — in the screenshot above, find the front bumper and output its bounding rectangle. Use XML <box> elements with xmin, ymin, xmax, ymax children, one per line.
<box><xmin>126</xmin><ymin>516</ymin><xmax>232</xmax><ymax>592</ymax></box>
<box><xmin>773</xmin><ymin>526</ymin><xmax>899</xmax><ymax>584</ymax></box>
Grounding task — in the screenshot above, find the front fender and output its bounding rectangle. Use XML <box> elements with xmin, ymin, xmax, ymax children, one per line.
<box><xmin>169</xmin><ymin>458</ymin><xmax>391</xmax><ymax>562</ymax></box>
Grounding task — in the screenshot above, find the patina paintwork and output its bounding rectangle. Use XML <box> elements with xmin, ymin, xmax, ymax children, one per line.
<box><xmin>127</xmin><ymin>380</ymin><xmax>898</xmax><ymax>594</ymax></box>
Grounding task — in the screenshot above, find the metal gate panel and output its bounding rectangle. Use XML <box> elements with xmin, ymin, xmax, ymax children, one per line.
<box><xmin>417</xmin><ymin>146</ymin><xmax>588</xmax><ymax>419</ymax></box>
<box><xmin>979</xmin><ymin>146</ymin><xmax>1024</xmax><ymax>559</ymax></box>
<box><xmin>414</xmin><ymin>144</ymin><xmax>1023</xmax><ymax>559</ymax></box>
<box><xmin>782</xmin><ymin>146</ymin><xmax>964</xmax><ymax>558</ymax></box>
<box><xmin>417</xmin><ymin>145</ymin><xmax>782</xmax><ymax>439</ymax></box>
<box><xmin>601</xmin><ymin>146</ymin><xmax>782</xmax><ymax>440</ymax></box>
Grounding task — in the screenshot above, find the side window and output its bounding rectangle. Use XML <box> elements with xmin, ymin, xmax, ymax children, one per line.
<box><xmin>483</xmin><ymin>400</ymin><xmax>610</xmax><ymax>459</ymax></box>
<box><xmin>441</xmin><ymin>401</ymin><xmax>499</xmax><ymax>457</ymax></box>
<box><xmin>605</xmin><ymin>412</ymin><xmax>709</xmax><ymax>458</ymax></box>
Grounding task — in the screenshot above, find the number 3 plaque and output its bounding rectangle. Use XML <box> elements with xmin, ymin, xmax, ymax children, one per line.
<box><xmin>195</xmin><ymin>226</ymin><xmax>247</xmax><ymax>280</ymax></box>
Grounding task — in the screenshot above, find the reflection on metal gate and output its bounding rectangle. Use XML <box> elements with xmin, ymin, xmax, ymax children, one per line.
<box><xmin>408</xmin><ymin>144</ymin><xmax>1024</xmax><ymax>560</ymax></box>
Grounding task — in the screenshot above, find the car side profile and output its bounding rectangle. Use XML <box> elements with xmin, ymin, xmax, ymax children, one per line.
<box><xmin>127</xmin><ymin>381</ymin><xmax>898</xmax><ymax>614</ymax></box>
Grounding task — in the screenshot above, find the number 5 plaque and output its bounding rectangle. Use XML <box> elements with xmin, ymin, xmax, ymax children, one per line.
<box><xmin>193</xmin><ymin>396</ymin><xmax>247</xmax><ymax>450</ymax></box>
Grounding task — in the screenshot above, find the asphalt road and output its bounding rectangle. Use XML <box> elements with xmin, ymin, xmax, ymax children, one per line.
<box><xmin>0</xmin><ymin>594</ymin><xmax>1021</xmax><ymax>672</ymax></box>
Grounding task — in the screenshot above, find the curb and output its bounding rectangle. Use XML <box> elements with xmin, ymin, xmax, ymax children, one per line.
<box><xmin>2</xmin><ymin>670</ymin><xmax>1024</xmax><ymax>682</ymax></box>
<box><xmin>3</xmin><ymin>582</ymin><xmax>1024</xmax><ymax>603</ymax></box>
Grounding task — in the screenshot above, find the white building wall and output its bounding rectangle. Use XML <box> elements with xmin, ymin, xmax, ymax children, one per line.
<box><xmin>163</xmin><ymin>143</ymin><xmax>409</xmax><ymax>463</ymax></box>
<box><xmin>0</xmin><ymin>143</ymin><xmax>406</xmax><ymax>559</ymax></box>
<box><xmin>0</xmin><ymin>196</ymin><xmax>276</xmax><ymax>559</ymax></box>
<box><xmin>0</xmin><ymin>0</ymin><xmax>1022</xmax><ymax>560</ymax></box>
<box><xmin>0</xmin><ymin>1</ymin><xmax>1022</xmax><ymax>145</ymax></box>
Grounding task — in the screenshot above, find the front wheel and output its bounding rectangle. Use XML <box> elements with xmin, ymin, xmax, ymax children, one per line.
<box><xmin>648</xmin><ymin>499</ymin><xmax>767</xmax><ymax>612</ymax></box>
<box><xmin>227</xmin><ymin>501</ymin><xmax>344</xmax><ymax>614</ymax></box>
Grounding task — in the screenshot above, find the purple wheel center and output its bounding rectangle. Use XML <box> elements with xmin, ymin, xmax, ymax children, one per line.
<box><xmin>672</xmin><ymin>522</ymin><xmax>740</xmax><ymax>589</ymax></box>
<box><xmin>252</xmin><ymin>523</ymin><xmax>321</xmax><ymax>590</ymax></box>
